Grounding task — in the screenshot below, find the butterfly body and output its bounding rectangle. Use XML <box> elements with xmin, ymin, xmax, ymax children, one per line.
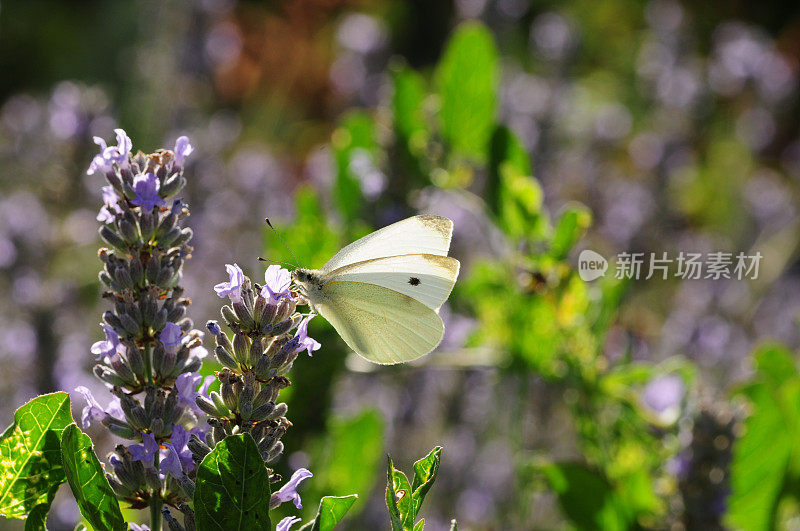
<box><xmin>291</xmin><ymin>215</ymin><xmax>460</xmax><ymax>364</ymax></box>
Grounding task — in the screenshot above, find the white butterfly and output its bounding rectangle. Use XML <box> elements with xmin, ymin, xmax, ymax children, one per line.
<box><xmin>292</xmin><ymin>215</ymin><xmax>460</xmax><ymax>364</ymax></box>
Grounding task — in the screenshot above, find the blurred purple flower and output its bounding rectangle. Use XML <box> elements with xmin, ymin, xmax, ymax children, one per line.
<box><xmin>173</xmin><ymin>136</ymin><xmax>194</xmax><ymax>167</ymax></box>
<box><xmin>160</xmin><ymin>322</ymin><xmax>182</xmax><ymax>353</ymax></box>
<box><xmin>131</xmin><ymin>172</ymin><xmax>165</xmax><ymax>211</ymax></box>
<box><xmin>277</xmin><ymin>517</ymin><xmax>302</xmax><ymax>531</ymax></box>
<box><xmin>90</xmin><ymin>323</ymin><xmax>120</xmax><ymax>361</ymax></box>
<box><xmin>261</xmin><ymin>265</ymin><xmax>292</xmax><ymax>303</ymax></box>
<box><xmin>271</xmin><ymin>468</ymin><xmax>312</xmax><ymax>509</ymax></box>
<box><xmin>641</xmin><ymin>374</ymin><xmax>685</xmax><ymax>424</ymax></box>
<box><xmin>214</xmin><ymin>263</ymin><xmax>245</xmax><ymax>303</ymax></box>
<box><xmin>290</xmin><ymin>317</ymin><xmax>320</xmax><ymax>357</ymax></box>
<box><xmin>129</xmin><ymin>432</ymin><xmax>159</xmax><ymax>465</ymax></box>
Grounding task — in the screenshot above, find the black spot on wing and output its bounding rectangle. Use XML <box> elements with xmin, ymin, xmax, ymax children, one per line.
<box><xmin>408</xmin><ymin>277</ymin><xmax>421</xmax><ymax>286</ymax></box>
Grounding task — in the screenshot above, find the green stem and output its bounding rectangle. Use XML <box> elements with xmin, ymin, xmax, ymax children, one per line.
<box><xmin>143</xmin><ymin>342</ymin><xmax>154</xmax><ymax>386</ymax></box>
<box><xmin>149</xmin><ymin>495</ymin><xmax>163</xmax><ymax>531</ymax></box>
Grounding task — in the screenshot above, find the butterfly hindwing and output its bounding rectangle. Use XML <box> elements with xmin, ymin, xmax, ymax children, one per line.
<box><xmin>316</xmin><ymin>280</ymin><xmax>444</xmax><ymax>364</ymax></box>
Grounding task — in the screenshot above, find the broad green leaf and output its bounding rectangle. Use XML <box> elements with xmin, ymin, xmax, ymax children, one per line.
<box><xmin>23</xmin><ymin>503</ymin><xmax>48</xmax><ymax>530</ymax></box>
<box><xmin>550</xmin><ymin>206</ymin><xmax>592</xmax><ymax>260</ymax></box>
<box><xmin>753</xmin><ymin>343</ymin><xmax>797</xmax><ymax>386</ymax></box>
<box><xmin>298</xmin><ymin>495</ymin><xmax>358</xmax><ymax>531</ymax></box>
<box><xmin>194</xmin><ymin>434</ymin><xmax>271</xmax><ymax>530</ymax></box>
<box><xmin>726</xmin><ymin>362</ymin><xmax>799</xmax><ymax>531</ymax></box>
<box><xmin>0</xmin><ymin>392</ymin><xmax>72</xmax><ymax>520</ymax></box>
<box><xmin>539</xmin><ymin>462</ymin><xmax>627</xmax><ymax>531</ymax></box>
<box><xmin>410</xmin><ymin>447</ymin><xmax>441</xmax><ymax>519</ymax></box>
<box><xmin>392</xmin><ymin>65</ymin><xmax>427</xmax><ymax>148</ymax></box>
<box><xmin>436</xmin><ymin>22</ymin><xmax>498</xmax><ymax>160</ymax></box>
<box><xmin>331</xmin><ymin>111</ymin><xmax>376</xmax><ymax>220</ymax></box>
<box><xmin>305</xmin><ymin>410</ymin><xmax>383</xmax><ymax>519</ymax></box>
<box><xmin>60</xmin><ymin>424</ymin><xmax>126</xmax><ymax>531</ymax></box>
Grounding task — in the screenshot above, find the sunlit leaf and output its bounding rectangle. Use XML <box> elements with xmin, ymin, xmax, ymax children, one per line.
<box><xmin>385</xmin><ymin>456</ymin><xmax>411</xmax><ymax>531</ymax></box>
<box><xmin>0</xmin><ymin>392</ymin><xmax>72</xmax><ymax>520</ymax></box>
<box><xmin>60</xmin><ymin>424</ymin><xmax>126</xmax><ymax>531</ymax></box>
<box><xmin>410</xmin><ymin>446</ymin><xmax>441</xmax><ymax>518</ymax></box>
<box><xmin>392</xmin><ymin>65</ymin><xmax>428</xmax><ymax>148</ymax></box>
<box><xmin>331</xmin><ymin>110</ymin><xmax>377</xmax><ymax>220</ymax></box>
<box><xmin>539</xmin><ymin>462</ymin><xmax>628</xmax><ymax>530</ymax></box>
<box><xmin>298</xmin><ymin>495</ymin><xmax>358</xmax><ymax>531</ymax></box>
<box><xmin>194</xmin><ymin>434</ymin><xmax>271</xmax><ymax>530</ymax></box>
<box><xmin>550</xmin><ymin>206</ymin><xmax>592</xmax><ymax>260</ymax></box>
<box><xmin>436</xmin><ymin>22</ymin><xmax>498</xmax><ymax>161</ymax></box>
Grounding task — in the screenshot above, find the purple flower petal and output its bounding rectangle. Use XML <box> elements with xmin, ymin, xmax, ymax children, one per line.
<box><xmin>90</xmin><ymin>323</ymin><xmax>120</xmax><ymax>361</ymax></box>
<box><xmin>129</xmin><ymin>432</ymin><xmax>159</xmax><ymax>465</ymax></box>
<box><xmin>160</xmin><ymin>322</ymin><xmax>183</xmax><ymax>352</ymax></box>
<box><xmin>272</xmin><ymin>468</ymin><xmax>312</xmax><ymax>509</ymax></box>
<box><xmin>173</xmin><ymin>136</ymin><xmax>194</xmax><ymax>167</ymax></box>
<box><xmin>131</xmin><ymin>172</ymin><xmax>165</xmax><ymax>212</ymax></box>
<box><xmin>276</xmin><ymin>516</ymin><xmax>302</xmax><ymax>531</ymax></box>
<box><xmin>261</xmin><ymin>265</ymin><xmax>292</xmax><ymax>303</ymax></box>
<box><xmin>74</xmin><ymin>386</ymin><xmax>105</xmax><ymax>429</ymax></box>
<box><xmin>214</xmin><ymin>263</ymin><xmax>245</xmax><ymax>303</ymax></box>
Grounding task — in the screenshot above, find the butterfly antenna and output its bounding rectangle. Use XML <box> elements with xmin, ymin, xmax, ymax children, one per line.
<box><xmin>257</xmin><ymin>257</ymin><xmax>298</xmax><ymax>269</ymax></box>
<box><xmin>265</xmin><ymin>218</ymin><xmax>300</xmax><ymax>267</ymax></box>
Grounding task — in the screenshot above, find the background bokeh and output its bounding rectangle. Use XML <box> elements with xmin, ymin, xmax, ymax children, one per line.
<box><xmin>1</xmin><ymin>0</ymin><xmax>799</xmax><ymax>529</ymax></box>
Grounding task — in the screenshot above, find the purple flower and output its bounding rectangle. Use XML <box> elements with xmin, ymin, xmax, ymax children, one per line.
<box><xmin>170</xmin><ymin>424</ymin><xmax>195</xmax><ymax>471</ymax></box>
<box><xmin>206</xmin><ymin>320</ymin><xmax>222</xmax><ymax>336</ymax></box>
<box><xmin>261</xmin><ymin>265</ymin><xmax>292</xmax><ymax>303</ymax></box>
<box><xmin>214</xmin><ymin>263</ymin><xmax>245</xmax><ymax>303</ymax></box>
<box><xmin>96</xmin><ymin>206</ymin><xmax>116</xmax><ymax>224</ymax></box>
<box><xmin>277</xmin><ymin>516</ymin><xmax>302</xmax><ymax>531</ymax></box>
<box><xmin>129</xmin><ymin>525</ymin><xmax>150</xmax><ymax>531</ymax></box>
<box><xmin>160</xmin><ymin>322</ymin><xmax>182</xmax><ymax>352</ymax></box>
<box><xmin>75</xmin><ymin>386</ymin><xmax>108</xmax><ymax>428</ymax></box>
<box><xmin>271</xmin><ymin>468</ymin><xmax>312</xmax><ymax>509</ymax></box>
<box><xmin>175</xmin><ymin>372</ymin><xmax>215</xmax><ymax>414</ymax></box>
<box><xmin>171</xmin><ymin>199</ymin><xmax>183</xmax><ymax>215</ymax></box>
<box><xmin>129</xmin><ymin>432</ymin><xmax>159</xmax><ymax>465</ymax></box>
<box><xmin>130</xmin><ymin>172</ymin><xmax>165</xmax><ymax>211</ymax></box>
<box><xmin>173</xmin><ymin>136</ymin><xmax>194</xmax><ymax>167</ymax></box>
<box><xmin>290</xmin><ymin>317</ymin><xmax>321</xmax><ymax>357</ymax></box>
<box><xmin>86</xmin><ymin>128</ymin><xmax>132</xmax><ymax>175</ymax></box>
<box><xmin>90</xmin><ymin>324</ymin><xmax>120</xmax><ymax>361</ymax></box>
<box><xmin>160</xmin><ymin>443</ymin><xmax>184</xmax><ymax>479</ymax></box>
<box><xmin>641</xmin><ymin>374</ymin><xmax>685</xmax><ymax>424</ymax></box>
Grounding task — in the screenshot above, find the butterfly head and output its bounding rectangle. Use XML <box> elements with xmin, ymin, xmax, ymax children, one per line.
<box><xmin>292</xmin><ymin>268</ymin><xmax>323</xmax><ymax>289</ymax></box>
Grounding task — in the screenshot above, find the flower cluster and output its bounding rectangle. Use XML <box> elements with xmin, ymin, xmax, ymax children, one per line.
<box><xmin>193</xmin><ymin>263</ymin><xmax>318</xmax><ymax>519</ymax></box>
<box><xmin>79</xmin><ymin>129</ymin><xmax>207</xmax><ymax>527</ymax></box>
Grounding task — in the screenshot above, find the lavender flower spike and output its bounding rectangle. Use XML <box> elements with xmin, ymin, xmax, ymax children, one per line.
<box><xmin>277</xmin><ymin>516</ymin><xmax>302</xmax><ymax>531</ymax></box>
<box><xmin>214</xmin><ymin>263</ymin><xmax>245</xmax><ymax>303</ymax></box>
<box><xmin>271</xmin><ymin>468</ymin><xmax>313</xmax><ymax>509</ymax></box>
<box><xmin>173</xmin><ymin>136</ymin><xmax>194</xmax><ymax>167</ymax></box>
<box><xmin>262</xmin><ymin>265</ymin><xmax>293</xmax><ymax>303</ymax></box>
<box><xmin>131</xmin><ymin>172</ymin><xmax>165</xmax><ymax>211</ymax></box>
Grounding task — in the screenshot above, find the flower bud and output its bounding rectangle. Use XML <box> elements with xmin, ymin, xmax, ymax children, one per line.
<box><xmin>122</xmin><ymin>181</ymin><xmax>136</xmax><ymax>201</ymax></box>
<box><xmin>239</xmin><ymin>401</ymin><xmax>253</xmax><ymax>421</ymax></box>
<box><xmin>221</xmin><ymin>305</ymin><xmax>237</xmax><ymax>327</ymax></box>
<box><xmin>259</xmin><ymin>302</ymin><xmax>278</xmax><ymax>327</ymax></box>
<box><xmin>253</xmin><ymin>354</ymin><xmax>271</xmax><ymax>378</ymax></box>
<box><xmin>129</xmin><ymin>255</ymin><xmax>144</xmax><ymax>286</ymax></box>
<box><xmin>267</xmin><ymin>441</ymin><xmax>284</xmax><ymax>463</ymax></box>
<box><xmin>156</xmin><ymin>212</ymin><xmax>176</xmax><ymax>238</ymax></box>
<box><xmin>250</xmin><ymin>401</ymin><xmax>275</xmax><ymax>422</ymax></box>
<box><xmin>103</xmin><ymin>311</ymin><xmax>124</xmax><ymax>331</ymax></box>
<box><xmin>159</xmin><ymin>227</ymin><xmax>181</xmax><ymax>248</ymax></box>
<box><xmin>99</xmin><ymin>271</ymin><xmax>114</xmax><ymax>288</ymax></box>
<box><xmin>126</xmin><ymin>344</ymin><xmax>145</xmax><ymax>377</ymax></box>
<box><xmin>150</xmin><ymin>418</ymin><xmax>166</xmax><ymax>437</ymax></box>
<box><xmin>145</xmin><ymin>467</ymin><xmax>162</xmax><ymax>492</ymax></box>
<box><xmin>146</xmin><ymin>256</ymin><xmax>161</xmax><ymax>284</ymax></box>
<box><xmin>221</xmin><ymin>380</ymin><xmax>238</xmax><ymax>411</ymax></box>
<box><xmin>209</xmin><ymin>391</ymin><xmax>231</xmax><ymax>417</ymax></box>
<box><xmin>232</xmin><ymin>334</ymin><xmax>249</xmax><ymax>365</ymax></box>
<box><xmin>152</xmin><ymin>308</ymin><xmax>168</xmax><ymax>332</ymax></box>
<box><xmin>174</xmin><ymin>228</ymin><xmax>193</xmax><ymax>247</ymax></box>
<box><xmin>139</xmin><ymin>211</ymin><xmax>155</xmax><ymax>242</ymax></box>
<box><xmin>156</xmin><ymin>266</ymin><xmax>174</xmax><ymax>288</ymax></box>
<box><xmin>94</xmin><ymin>365</ymin><xmax>127</xmax><ymax>386</ymax></box>
<box><xmin>206</xmin><ymin>320</ymin><xmax>221</xmax><ymax>336</ymax></box>
<box><xmin>99</xmin><ymin>226</ymin><xmax>127</xmax><ymax>251</ymax></box>
<box><xmin>232</xmin><ymin>302</ymin><xmax>255</xmax><ymax>330</ymax></box>
<box><xmin>195</xmin><ymin>395</ymin><xmax>218</xmax><ymax>417</ymax></box>
<box><xmin>159</xmin><ymin>174</ymin><xmax>183</xmax><ymax>197</ymax></box>
<box><xmin>141</xmin><ymin>298</ymin><xmax>157</xmax><ymax>327</ymax></box>
<box><xmin>119</xmin><ymin>220</ymin><xmax>139</xmax><ymax>244</ymax></box>
<box><xmin>214</xmin><ymin>345</ymin><xmax>238</xmax><ymax>370</ymax></box>
<box><xmin>268</xmin><ymin>402</ymin><xmax>288</xmax><ymax>420</ymax></box>
<box><xmin>253</xmin><ymin>296</ymin><xmax>267</xmax><ymax>325</ymax></box>
<box><xmin>119</xmin><ymin>312</ymin><xmax>141</xmax><ymax>336</ymax></box>
<box><xmin>248</xmin><ymin>337</ymin><xmax>263</xmax><ymax>366</ymax></box>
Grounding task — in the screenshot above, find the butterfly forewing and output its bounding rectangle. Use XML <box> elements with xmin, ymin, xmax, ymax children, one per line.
<box><xmin>324</xmin><ymin>254</ymin><xmax>460</xmax><ymax>311</ymax></box>
<box><xmin>321</xmin><ymin>215</ymin><xmax>453</xmax><ymax>273</ymax></box>
<box><xmin>316</xmin><ymin>281</ymin><xmax>444</xmax><ymax>364</ymax></box>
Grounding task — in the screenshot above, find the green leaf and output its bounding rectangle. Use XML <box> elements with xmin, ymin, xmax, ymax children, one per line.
<box><xmin>305</xmin><ymin>410</ymin><xmax>383</xmax><ymax>519</ymax></box>
<box><xmin>331</xmin><ymin>111</ymin><xmax>377</xmax><ymax>220</ymax></box>
<box><xmin>488</xmin><ymin>126</ymin><xmax>533</xmax><ymax>217</ymax></box>
<box><xmin>726</xmin><ymin>345</ymin><xmax>800</xmax><ymax>531</ymax></box>
<box><xmin>410</xmin><ymin>447</ymin><xmax>441</xmax><ymax>519</ymax></box>
<box><xmin>392</xmin><ymin>64</ymin><xmax>427</xmax><ymax>147</ymax></box>
<box><xmin>194</xmin><ymin>434</ymin><xmax>271</xmax><ymax>530</ymax></box>
<box><xmin>0</xmin><ymin>392</ymin><xmax>72</xmax><ymax>520</ymax></box>
<box><xmin>550</xmin><ymin>206</ymin><xmax>592</xmax><ymax>260</ymax></box>
<box><xmin>436</xmin><ymin>22</ymin><xmax>498</xmax><ymax>161</ymax></box>
<box><xmin>385</xmin><ymin>456</ymin><xmax>409</xmax><ymax>531</ymax></box>
<box><xmin>300</xmin><ymin>495</ymin><xmax>358</xmax><ymax>531</ymax></box>
<box><xmin>412</xmin><ymin>518</ymin><xmax>425</xmax><ymax>531</ymax></box>
<box><xmin>23</xmin><ymin>503</ymin><xmax>49</xmax><ymax>531</ymax></box>
<box><xmin>539</xmin><ymin>462</ymin><xmax>628</xmax><ymax>531</ymax></box>
<box><xmin>60</xmin><ymin>424</ymin><xmax>126</xmax><ymax>531</ymax></box>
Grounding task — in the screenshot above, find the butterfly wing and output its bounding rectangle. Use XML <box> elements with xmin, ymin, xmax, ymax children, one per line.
<box><xmin>323</xmin><ymin>254</ymin><xmax>460</xmax><ymax>311</ymax></box>
<box><xmin>321</xmin><ymin>215</ymin><xmax>453</xmax><ymax>273</ymax></box>
<box><xmin>315</xmin><ymin>281</ymin><xmax>444</xmax><ymax>364</ymax></box>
